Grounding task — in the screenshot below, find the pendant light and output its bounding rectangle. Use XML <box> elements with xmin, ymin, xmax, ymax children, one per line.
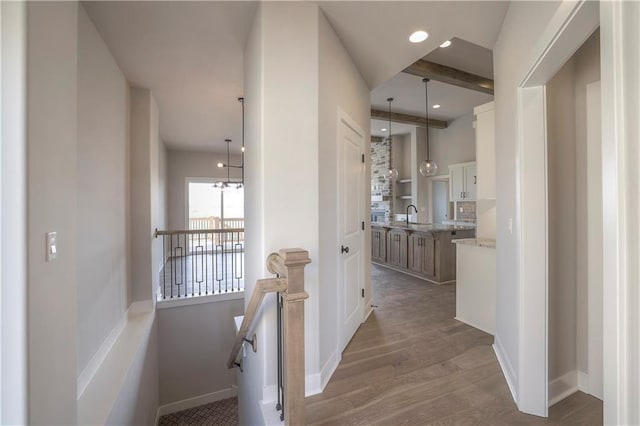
<box><xmin>215</xmin><ymin>98</ymin><xmax>245</xmax><ymax>189</ymax></box>
<box><xmin>419</xmin><ymin>78</ymin><xmax>438</xmax><ymax>177</ymax></box>
<box><xmin>385</xmin><ymin>97</ymin><xmax>399</xmax><ymax>182</ymax></box>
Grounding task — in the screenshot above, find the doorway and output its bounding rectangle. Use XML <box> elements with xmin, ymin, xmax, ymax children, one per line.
<box><xmin>516</xmin><ymin>0</ymin><xmax>600</xmax><ymax>417</ymax></box>
<box><xmin>431</xmin><ymin>178</ymin><xmax>450</xmax><ymax>224</ymax></box>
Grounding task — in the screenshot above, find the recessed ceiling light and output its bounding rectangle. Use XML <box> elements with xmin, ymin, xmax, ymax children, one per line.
<box><xmin>381</xmin><ymin>128</ymin><xmax>387</xmax><ymax>132</ymax></box>
<box><xmin>439</xmin><ymin>40</ymin><xmax>452</xmax><ymax>48</ymax></box>
<box><xmin>432</xmin><ymin>104</ymin><xmax>441</xmax><ymax>109</ymax></box>
<box><xmin>409</xmin><ymin>30</ymin><xmax>429</xmax><ymax>43</ymax></box>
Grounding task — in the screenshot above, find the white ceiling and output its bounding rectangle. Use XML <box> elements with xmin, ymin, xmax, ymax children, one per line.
<box><xmin>317</xmin><ymin>1</ymin><xmax>509</xmax><ymax>88</ymax></box>
<box><xmin>83</xmin><ymin>1</ymin><xmax>257</xmax><ymax>153</ymax></box>
<box><xmin>370</xmin><ymin>37</ymin><xmax>495</xmax><ymax>137</ymax></box>
<box><xmin>84</xmin><ymin>1</ymin><xmax>508</xmax><ymax>152</ymax></box>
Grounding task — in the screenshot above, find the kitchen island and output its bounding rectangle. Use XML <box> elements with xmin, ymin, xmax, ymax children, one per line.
<box><xmin>371</xmin><ymin>222</ymin><xmax>475</xmax><ymax>284</ymax></box>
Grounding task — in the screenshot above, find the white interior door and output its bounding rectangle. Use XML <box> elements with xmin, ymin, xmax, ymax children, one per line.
<box><xmin>337</xmin><ymin>111</ymin><xmax>365</xmax><ymax>352</ymax></box>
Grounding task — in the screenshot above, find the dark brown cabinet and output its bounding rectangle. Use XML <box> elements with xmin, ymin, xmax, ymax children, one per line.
<box><xmin>387</xmin><ymin>229</ymin><xmax>408</xmax><ymax>268</ymax></box>
<box><xmin>371</xmin><ymin>227</ymin><xmax>387</xmax><ymax>263</ymax></box>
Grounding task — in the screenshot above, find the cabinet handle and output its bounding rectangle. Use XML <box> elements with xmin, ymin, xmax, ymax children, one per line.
<box><xmin>460</xmin><ymin>192</ymin><xmax>463</xmax><ymax>198</ymax></box>
<box><xmin>473</xmin><ymin>175</ymin><xmax>477</xmax><ymax>184</ymax></box>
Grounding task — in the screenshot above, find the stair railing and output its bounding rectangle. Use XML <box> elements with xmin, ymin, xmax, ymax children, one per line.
<box><xmin>228</xmin><ymin>248</ymin><xmax>311</xmax><ymax>426</ymax></box>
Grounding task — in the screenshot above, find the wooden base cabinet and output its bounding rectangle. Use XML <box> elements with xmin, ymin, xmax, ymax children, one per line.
<box><xmin>372</xmin><ymin>225</ymin><xmax>474</xmax><ymax>284</ymax></box>
<box><xmin>371</xmin><ymin>227</ymin><xmax>387</xmax><ymax>263</ymax></box>
<box><xmin>408</xmin><ymin>233</ymin><xmax>435</xmax><ymax>278</ymax></box>
<box><xmin>387</xmin><ymin>229</ymin><xmax>408</xmax><ymax>268</ymax></box>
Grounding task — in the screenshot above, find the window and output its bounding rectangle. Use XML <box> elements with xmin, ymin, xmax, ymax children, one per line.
<box><xmin>187</xmin><ymin>180</ymin><xmax>244</xmax><ymax>230</ymax></box>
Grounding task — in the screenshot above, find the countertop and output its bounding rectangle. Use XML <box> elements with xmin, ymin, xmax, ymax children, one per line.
<box><xmin>452</xmin><ymin>238</ymin><xmax>496</xmax><ymax>248</ymax></box>
<box><xmin>371</xmin><ymin>221</ymin><xmax>476</xmax><ymax>233</ymax></box>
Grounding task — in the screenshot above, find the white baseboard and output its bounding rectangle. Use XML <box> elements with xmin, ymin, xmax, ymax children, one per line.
<box><xmin>157</xmin><ymin>387</ymin><xmax>238</xmax><ymax>417</ymax></box>
<box><xmin>454</xmin><ymin>316</ymin><xmax>495</xmax><ymax>336</ymax></box>
<box><xmin>260</xmin><ymin>398</ymin><xmax>284</xmax><ymax>425</ymax></box>
<box><xmin>577</xmin><ymin>370</ymin><xmax>589</xmax><ymax>393</ymax></box>
<box><xmin>493</xmin><ymin>339</ymin><xmax>518</xmax><ymax>404</ymax></box>
<box><xmin>363</xmin><ymin>302</ymin><xmax>374</xmax><ymax>322</ymax></box>
<box><xmin>320</xmin><ymin>349</ymin><xmax>341</xmax><ymax>391</ymax></box>
<box><xmin>305</xmin><ymin>372</ymin><xmax>322</xmax><ymax>397</ymax></box>
<box><xmin>549</xmin><ymin>371</ymin><xmax>578</xmax><ymax>406</ymax></box>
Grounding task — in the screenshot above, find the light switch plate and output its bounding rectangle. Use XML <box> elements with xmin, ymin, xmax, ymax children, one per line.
<box><xmin>46</xmin><ymin>232</ymin><xmax>57</xmax><ymax>262</ymax></box>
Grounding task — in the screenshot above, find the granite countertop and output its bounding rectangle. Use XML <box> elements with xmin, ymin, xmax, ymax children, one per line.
<box><xmin>452</xmin><ymin>238</ymin><xmax>496</xmax><ymax>248</ymax></box>
<box><xmin>371</xmin><ymin>221</ymin><xmax>476</xmax><ymax>233</ymax></box>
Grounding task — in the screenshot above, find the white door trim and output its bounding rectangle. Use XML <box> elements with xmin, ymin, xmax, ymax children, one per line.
<box><xmin>600</xmin><ymin>2</ymin><xmax>640</xmax><ymax>424</ymax></box>
<box><xmin>515</xmin><ymin>0</ymin><xmax>599</xmax><ymax>417</ymax></box>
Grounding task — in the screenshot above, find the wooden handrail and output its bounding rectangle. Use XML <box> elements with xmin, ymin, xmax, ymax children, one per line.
<box><xmin>155</xmin><ymin>227</ymin><xmax>244</xmax><ymax>237</ymax></box>
<box><xmin>228</xmin><ymin>248</ymin><xmax>311</xmax><ymax>425</ymax></box>
<box><xmin>227</xmin><ymin>277</ymin><xmax>286</xmax><ymax>368</ymax></box>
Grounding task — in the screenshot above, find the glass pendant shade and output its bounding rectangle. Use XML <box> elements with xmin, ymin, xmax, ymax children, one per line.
<box><xmin>387</xmin><ymin>168</ymin><xmax>399</xmax><ymax>181</ymax></box>
<box><xmin>419</xmin><ymin>159</ymin><xmax>438</xmax><ymax>177</ymax></box>
<box><xmin>420</xmin><ymin>78</ymin><xmax>438</xmax><ymax>178</ymax></box>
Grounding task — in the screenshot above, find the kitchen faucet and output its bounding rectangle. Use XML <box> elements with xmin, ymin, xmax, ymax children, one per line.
<box><xmin>406</xmin><ymin>204</ymin><xmax>418</xmax><ymax>224</ymax></box>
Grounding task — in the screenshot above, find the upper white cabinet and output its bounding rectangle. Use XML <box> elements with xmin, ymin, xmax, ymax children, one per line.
<box><xmin>474</xmin><ymin>101</ymin><xmax>495</xmax><ymax>199</ymax></box>
<box><xmin>449</xmin><ymin>162</ymin><xmax>477</xmax><ymax>202</ymax></box>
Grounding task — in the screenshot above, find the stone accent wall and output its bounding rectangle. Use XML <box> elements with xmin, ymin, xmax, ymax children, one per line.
<box><xmin>456</xmin><ymin>201</ymin><xmax>477</xmax><ymax>221</ymax></box>
<box><xmin>371</xmin><ymin>138</ymin><xmax>391</xmax><ymax>219</ymax></box>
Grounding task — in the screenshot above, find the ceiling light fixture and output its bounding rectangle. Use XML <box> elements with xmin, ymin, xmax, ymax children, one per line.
<box><xmin>214</xmin><ymin>98</ymin><xmax>245</xmax><ymax>189</ymax></box>
<box><xmin>385</xmin><ymin>97</ymin><xmax>399</xmax><ymax>182</ymax></box>
<box><xmin>432</xmin><ymin>104</ymin><xmax>441</xmax><ymax>109</ymax></box>
<box><xmin>419</xmin><ymin>78</ymin><xmax>438</xmax><ymax>177</ymax></box>
<box><xmin>409</xmin><ymin>30</ymin><xmax>429</xmax><ymax>43</ymax></box>
<box><xmin>381</xmin><ymin>128</ymin><xmax>387</xmax><ymax>132</ymax></box>
<box><xmin>439</xmin><ymin>40</ymin><xmax>452</xmax><ymax>48</ymax></box>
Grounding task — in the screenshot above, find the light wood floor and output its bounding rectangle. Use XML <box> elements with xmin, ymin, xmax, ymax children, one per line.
<box><xmin>306</xmin><ymin>264</ymin><xmax>602</xmax><ymax>425</ymax></box>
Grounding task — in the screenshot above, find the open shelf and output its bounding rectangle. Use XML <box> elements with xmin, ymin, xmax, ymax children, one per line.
<box><xmin>397</xmin><ymin>178</ymin><xmax>412</xmax><ymax>184</ymax></box>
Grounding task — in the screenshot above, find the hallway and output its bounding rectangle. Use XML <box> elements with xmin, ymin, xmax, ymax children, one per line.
<box><xmin>306</xmin><ymin>265</ymin><xmax>602</xmax><ymax>425</ymax></box>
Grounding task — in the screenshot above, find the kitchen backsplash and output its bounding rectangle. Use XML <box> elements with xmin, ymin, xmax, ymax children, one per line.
<box><xmin>457</xmin><ymin>201</ymin><xmax>477</xmax><ymax>221</ymax></box>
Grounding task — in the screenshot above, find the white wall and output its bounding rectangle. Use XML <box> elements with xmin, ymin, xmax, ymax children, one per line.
<box><xmin>166</xmin><ymin>150</ymin><xmax>242</xmax><ymax>230</ymax></box>
<box><xmin>430</xmin><ymin>112</ymin><xmax>476</xmax><ymax>174</ymax></box>
<box><xmin>242</xmin><ymin>5</ymin><xmax>321</xmax><ymax>422</ymax></box>
<box><xmin>241</xmin><ymin>3</ymin><xmax>369</xmax><ymax>423</ymax></box>
<box><xmin>492</xmin><ymin>1</ymin><xmax>565</xmax><ymax>399</ymax></box>
<box><xmin>76</xmin><ymin>4</ymin><xmax>130</xmax><ymax>377</ymax></box>
<box><xmin>1</xmin><ymin>1</ymin><xmax>28</xmax><ymax>423</ymax></box>
<box><xmin>572</xmin><ymin>30</ymin><xmax>600</xmax><ymax>376</ymax></box>
<box><xmin>26</xmin><ymin>2</ymin><xmax>79</xmax><ymax>422</ymax></box>
<box><xmin>130</xmin><ymin>88</ymin><xmax>166</xmax><ymax>303</ymax></box>
<box><xmin>157</xmin><ymin>299</ymin><xmax>243</xmax><ymax>405</ymax></box>
<box><xmin>318</xmin><ymin>8</ymin><xmax>370</xmax><ymax>386</ymax></box>
<box><xmin>547</xmin><ymin>56</ymin><xmax>578</xmax><ymax>383</ymax></box>
<box><xmin>105</xmin><ymin>318</ymin><xmax>159</xmax><ymax>426</ymax></box>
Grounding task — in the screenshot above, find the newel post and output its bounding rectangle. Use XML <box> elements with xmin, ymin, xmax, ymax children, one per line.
<box><xmin>279</xmin><ymin>248</ymin><xmax>311</xmax><ymax>425</ymax></box>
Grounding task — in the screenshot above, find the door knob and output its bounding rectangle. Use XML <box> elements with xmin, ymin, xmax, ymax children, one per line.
<box><xmin>341</xmin><ymin>245</ymin><xmax>350</xmax><ymax>254</ymax></box>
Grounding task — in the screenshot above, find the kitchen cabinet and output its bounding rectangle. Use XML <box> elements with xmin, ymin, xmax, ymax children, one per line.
<box><xmin>371</xmin><ymin>227</ymin><xmax>387</xmax><ymax>263</ymax></box>
<box><xmin>474</xmin><ymin>101</ymin><xmax>495</xmax><ymax>199</ymax></box>
<box><xmin>387</xmin><ymin>229</ymin><xmax>408</xmax><ymax>268</ymax></box>
<box><xmin>408</xmin><ymin>233</ymin><xmax>435</xmax><ymax>277</ymax></box>
<box><xmin>449</xmin><ymin>162</ymin><xmax>477</xmax><ymax>201</ymax></box>
<box><xmin>372</xmin><ymin>224</ymin><xmax>474</xmax><ymax>284</ymax></box>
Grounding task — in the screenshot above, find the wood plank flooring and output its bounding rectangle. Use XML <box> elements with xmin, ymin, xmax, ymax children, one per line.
<box><xmin>305</xmin><ymin>264</ymin><xmax>602</xmax><ymax>425</ymax></box>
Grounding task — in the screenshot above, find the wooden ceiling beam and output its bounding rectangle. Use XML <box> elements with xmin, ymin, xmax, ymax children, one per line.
<box><xmin>371</xmin><ymin>109</ymin><xmax>448</xmax><ymax>130</ymax></box>
<box><xmin>403</xmin><ymin>59</ymin><xmax>494</xmax><ymax>95</ymax></box>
